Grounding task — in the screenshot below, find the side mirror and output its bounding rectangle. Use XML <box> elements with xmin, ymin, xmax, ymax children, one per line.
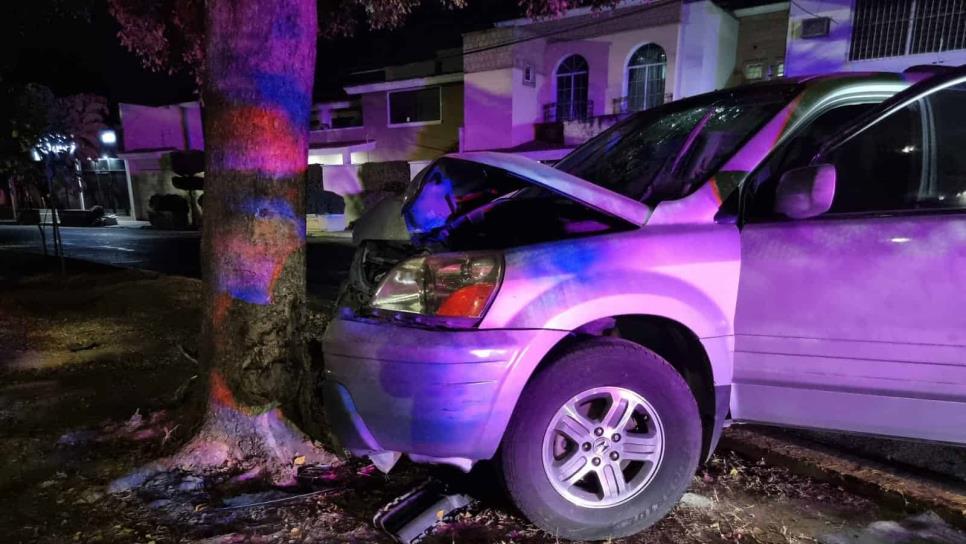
<box><xmin>774</xmin><ymin>164</ymin><xmax>836</xmax><ymax>219</ymax></box>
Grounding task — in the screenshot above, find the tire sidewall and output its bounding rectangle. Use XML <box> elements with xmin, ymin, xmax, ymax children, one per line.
<box><xmin>502</xmin><ymin>338</ymin><xmax>702</xmax><ymax>540</ymax></box>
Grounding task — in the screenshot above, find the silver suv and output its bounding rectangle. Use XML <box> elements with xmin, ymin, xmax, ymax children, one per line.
<box><xmin>323</xmin><ymin>70</ymin><xmax>966</xmax><ymax>540</ymax></box>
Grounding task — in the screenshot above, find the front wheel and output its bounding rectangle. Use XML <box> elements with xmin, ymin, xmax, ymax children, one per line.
<box><xmin>501</xmin><ymin>338</ymin><xmax>702</xmax><ymax>541</ymax></box>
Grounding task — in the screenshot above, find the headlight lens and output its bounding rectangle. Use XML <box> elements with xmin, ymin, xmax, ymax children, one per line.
<box><xmin>370</xmin><ymin>253</ymin><xmax>503</xmax><ymax>319</ymax></box>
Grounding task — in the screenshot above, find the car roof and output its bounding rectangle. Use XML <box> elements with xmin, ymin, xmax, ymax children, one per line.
<box><xmin>793</xmin><ymin>71</ymin><xmax>908</xmax><ymax>85</ymax></box>
<box><xmin>669</xmin><ymin>72</ymin><xmax>909</xmax><ymax>111</ymax></box>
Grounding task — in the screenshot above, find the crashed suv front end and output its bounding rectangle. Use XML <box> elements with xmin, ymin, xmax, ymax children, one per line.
<box><xmin>323</xmin><ymin>153</ymin><xmax>649</xmax><ymax>471</ymax></box>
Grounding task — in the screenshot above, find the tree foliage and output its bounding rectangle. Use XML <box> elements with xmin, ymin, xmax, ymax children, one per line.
<box><xmin>0</xmin><ymin>85</ymin><xmax>108</xmax><ymax>182</ymax></box>
<box><xmin>0</xmin><ymin>84</ymin><xmax>54</xmax><ymax>183</ymax></box>
<box><xmin>52</xmin><ymin>94</ymin><xmax>110</xmax><ymax>161</ymax></box>
<box><xmin>108</xmin><ymin>0</ymin><xmax>623</xmax><ymax>85</ymax></box>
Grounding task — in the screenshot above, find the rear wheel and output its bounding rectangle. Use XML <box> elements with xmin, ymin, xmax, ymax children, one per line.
<box><xmin>501</xmin><ymin>338</ymin><xmax>702</xmax><ymax>540</ymax></box>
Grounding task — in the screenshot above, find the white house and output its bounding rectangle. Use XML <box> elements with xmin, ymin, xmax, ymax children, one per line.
<box><xmin>461</xmin><ymin>0</ymin><xmax>791</xmax><ymax>160</ymax></box>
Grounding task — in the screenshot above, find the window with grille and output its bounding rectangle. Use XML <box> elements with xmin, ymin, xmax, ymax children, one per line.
<box><xmin>626</xmin><ymin>44</ymin><xmax>667</xmax><ymax>112</ymax></box>
<box><xmin>556</xmin><ymin>55</ymin><xmax>590</xmax><ymax>121</ymax></box>
<box><xmin>850</xmin><ymin>0</ymin><xmax>966</xmax><ymax>61</ymax></box>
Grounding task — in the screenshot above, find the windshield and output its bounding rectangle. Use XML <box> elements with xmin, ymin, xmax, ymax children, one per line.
<box><xmin>554</xmin><ymin>82</ymin><xmax>802</xmax><ymax>206</ymax></box>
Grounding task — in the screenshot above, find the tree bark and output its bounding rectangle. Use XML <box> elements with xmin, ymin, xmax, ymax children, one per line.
<box><xmin>171</xmin><ymin>0</ymin><xmax>332</xmax><ymax>481</ymax></box>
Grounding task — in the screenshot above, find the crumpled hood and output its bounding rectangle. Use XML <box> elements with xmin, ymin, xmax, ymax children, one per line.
<box><xmin>402</xmin><ymin>152</ymin><xmax>651</xmax><ymax>238</ymax></box>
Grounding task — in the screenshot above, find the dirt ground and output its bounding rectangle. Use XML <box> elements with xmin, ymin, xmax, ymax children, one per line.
<box><xmin>1</xmin><ymin>254</ymin><xmax>963</xmax><ymax>544</ymax></box>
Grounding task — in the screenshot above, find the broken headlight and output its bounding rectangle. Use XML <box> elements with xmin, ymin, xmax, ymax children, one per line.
<box><xmin>370</xmin><ymin>252</ymin><xmax>503</xmax><ymax>321</ymax></box>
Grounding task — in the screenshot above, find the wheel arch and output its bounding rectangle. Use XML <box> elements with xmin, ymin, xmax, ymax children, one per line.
<box><xmin>512</xmin><ymin>314</ymin><xmax>724</xmax><ymax>462</ymax></box>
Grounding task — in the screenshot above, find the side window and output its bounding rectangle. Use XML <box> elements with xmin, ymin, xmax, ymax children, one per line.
<box><xmin>826</xmin><ymin>81</ymin><xmax>966</xmax><ymax>214</ymax></box>
<box><xmin>925</xmin><ymin>84</ymin><xmax>966</xmax><ymax>208</ymax></box>
<box><xmin>744</xmin><ymin>103</ymin><xmax>877</xmax><ymax>219</ymax></box>
<box><xmin>826</xmin><ymin>103</ymin><xmax>923</xmax><ymax>213</ymax></box>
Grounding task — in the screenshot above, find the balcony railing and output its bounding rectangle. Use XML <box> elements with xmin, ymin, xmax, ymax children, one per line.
<box><xmin>543</xmin><ymin>100</ymin><xmax>594</xmax><ymax>123</ymax></box>
<box><xmin>612</xmin><ymin>94</ymin><xmax>673</xmax><ymax>114</ymax></box>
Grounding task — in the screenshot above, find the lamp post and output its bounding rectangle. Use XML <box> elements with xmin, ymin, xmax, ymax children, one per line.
<box><xmin>98</xmin><ymin>129</ymin><xmax>118</xmax><ymax>213</ymax></box>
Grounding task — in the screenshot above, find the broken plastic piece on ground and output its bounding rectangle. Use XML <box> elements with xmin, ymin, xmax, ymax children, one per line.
<box><xmin>374</xmin><ymin>478</ymin><xmax>476</xmax><ymax>544</ymax></box>
<box><xmin>294</xmin><ymin>464</ymin><xmax>341</xmax><ymax>488</ymax></box>
<box><xmin>369</xmin><ymin>451</ymin><xmax>402</xmax><ymax>473</ymax></box>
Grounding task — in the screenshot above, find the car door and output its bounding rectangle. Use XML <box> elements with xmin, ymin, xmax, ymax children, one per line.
<box><xmin>732</xmin><ymin>74</ymin><xmax>966</xmax><ymax>444</ymax></box>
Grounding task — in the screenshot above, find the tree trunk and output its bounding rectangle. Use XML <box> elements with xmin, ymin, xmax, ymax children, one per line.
<box><xmin>171</xmin><ymin>0</ymin><xmax>333</xmax><ymax>482</ymax></box>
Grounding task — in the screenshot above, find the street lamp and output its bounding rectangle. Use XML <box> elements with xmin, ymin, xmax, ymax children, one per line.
<box><xmin>99</xmin><ymin>129</ymin><xmax>117</xmax><ymax>146</ymax></box>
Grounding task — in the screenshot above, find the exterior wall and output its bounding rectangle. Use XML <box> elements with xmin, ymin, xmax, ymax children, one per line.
<box><xmin>359</xmin><ymin>82</ymin><xmax>463</xmax><ymax>162</ymax></box>
<box><xmin>786</xmin><ymin>0</ymin><xmax>966</xmax><ymax>76</ymax></box>
<box><xmin>463</xmin><ymin>27</ymin><xmax>530</xmax><ymax>151</ymax></box>
<box><xmin>182</xmin><ymin>104</ymin><xmax>204</xmax><ymax>149</ymax></box>
<box><xmin>511</xmin><ymin>64</ymin><xmax>546</xmax><ymax>146</ymax></box>
<box><xmin>561</xmin><ymin>115</ymin><xmax>624</xmax><ymax>146</ymax></box>
<box><xmin>125</xmin><ymin>157</ymin><xmax>193</xmax><ymax>222</ymax></box>
<box><xmin>674</xmin><ymin>0</ymin><xmax>739</xmax><ymax>99</ymax></box>
<box><xmin>119</xmin><ymin>103</ymin><xmax>203</xmax><ymax>152</ymax></box>
<box><xmin>510</xmin><ymin>35</ymin><xmax>548</xmax><ymax>147</ymax></box>
<box><xmin>464</xmin><ymin>68</ymin><xmax>516</xmax><ymax>151</ymax></box>
<box><xmin>731</xmin><ymin>6</ymin><xmax>790</xmax><ymax>86</ymax></box>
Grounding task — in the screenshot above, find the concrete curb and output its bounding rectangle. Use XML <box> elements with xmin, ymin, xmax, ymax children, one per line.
<box><xmin>720</xmin><ymin>427</ymin><xmax>966</xmax><ymax>529</ymax></box>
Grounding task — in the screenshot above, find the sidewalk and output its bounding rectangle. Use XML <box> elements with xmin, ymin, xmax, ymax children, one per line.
<box><xmin>722</xmin><ymin>427</ymin><xmax>966</xmax><ymax>530</ymax></box>
<box><xmin>111</xmin><ymin>217</ymin><xmax>152</xmax><ymax>229</ymax></box>
<box><xmin>307</xmin><ymin>229</ymin><xmax>353</xmax><ymax>243</ymax></box>
<box><xmin>107</xmin><ymin>217</ymin><xmax>355</xmax><ymax>242</ymax></box>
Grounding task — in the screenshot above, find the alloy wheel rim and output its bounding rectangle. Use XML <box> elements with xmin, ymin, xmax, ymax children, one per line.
<box><xmin>541</xmin><ymin>386</ymin><xmax>665</xmax><ymax>508</ymax></box>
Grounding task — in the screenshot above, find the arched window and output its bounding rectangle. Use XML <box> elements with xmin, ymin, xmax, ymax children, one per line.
<box><xmin>626</xmin><ymin>44</ymin><xmax>666</xmax><ymax>112</ymax></box>
<box><xmin>555</xmin><ymin>55</ymin><xmax>589</xmax><ymax>121</ymax></box>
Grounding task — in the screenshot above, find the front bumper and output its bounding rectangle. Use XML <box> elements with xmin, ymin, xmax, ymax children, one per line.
<box><xmin>322</xmin><ymin>317</ymin><xmax>567</xmax><ymax>463</ymax></box>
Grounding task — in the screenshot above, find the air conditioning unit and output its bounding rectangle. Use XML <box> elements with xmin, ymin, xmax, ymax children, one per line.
<box><xmin>801</xmin><ymin>17</ymin><xmax>831</xmax><ymax>38</ymax></box>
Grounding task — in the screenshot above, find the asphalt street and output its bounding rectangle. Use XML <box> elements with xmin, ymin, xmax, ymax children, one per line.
<box><xmin>0</xmin><ymin>224</ymin><xmax>356</xmax><ymax>300</ymax></box>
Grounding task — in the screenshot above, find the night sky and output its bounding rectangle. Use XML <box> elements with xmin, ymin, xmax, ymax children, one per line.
<box><xmin>0</xmin><ymin>0</ymin><xmax>522</xmax><ymax>111</ymax></box>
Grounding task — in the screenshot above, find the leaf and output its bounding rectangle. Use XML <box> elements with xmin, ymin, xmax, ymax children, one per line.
<box><xmin>293</xmin><ymin>455</ymin><xmax>306</xmax><ymax>466</ymax></box>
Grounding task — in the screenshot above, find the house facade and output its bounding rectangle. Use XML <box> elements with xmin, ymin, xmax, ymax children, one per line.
<box><xmin>785</xmin><ymin>0</ymin><xmax>966</xmax><ymax>77</ymax></box>
<box><xmin>461</xmin><ymin>0</ymin><xmax>791</xmax><ymax>160</ymax></box>
<box><xmin>307</xmin><ymin>48</ymin><xmax>464</xmax><ymax>171</ymax></box>
<box><xmin>115</xmin><ymin>0</ymin><xmax>966</xmax><ymax>225</ymax></box>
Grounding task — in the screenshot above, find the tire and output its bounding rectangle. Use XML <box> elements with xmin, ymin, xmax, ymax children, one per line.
<box><xmin>500</xmin><ymin>337</ymin><xmax>702</xmax><ymax>541</ymax></box>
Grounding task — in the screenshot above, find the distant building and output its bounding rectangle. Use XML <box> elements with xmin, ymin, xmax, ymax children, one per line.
<box><xmin>311</xmin><ymin>48</ymin><xmax>463</xmax><ymax>169</ymax></box>
<box><xmin>785</xmin><ymin>0</ymin><xmax>966</xmax><ymax>76</ymax></box>
<box><xmin>309</xmin><ymin>48</ymin><xmax>464</xmax><ymax>203</ymax></box>
<box><xmin>118</xmin><ymin>102</ymin><xmax>203</xmax><ymax>221</ymax></box>
<box><xmin>117</xmin><ymin>51</ymin><xmax>464</xmax><ymax>223</ymax></box>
